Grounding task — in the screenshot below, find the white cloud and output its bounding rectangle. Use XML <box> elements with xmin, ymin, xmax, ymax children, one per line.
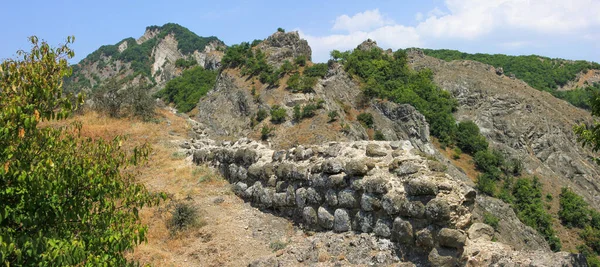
<box><xmin>415</xmin><ymin>12</ymin><xmax>424</xmax><ymax>21</ymax></box>
<box><xmin>301</xmin><ymin>1</ymin><xmax>600</xmax><ymax>62</ymax></box>
<box><xmin>332</xmin><ymin>9</ymin><xmax>394</xmax><ymax>32</ymax></box>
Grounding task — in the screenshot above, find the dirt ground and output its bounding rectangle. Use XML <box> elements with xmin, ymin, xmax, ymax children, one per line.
<box><xmin>54</xmin><ymin>109</ymin><xmax>298</xmax><ymax>266</ymax></box>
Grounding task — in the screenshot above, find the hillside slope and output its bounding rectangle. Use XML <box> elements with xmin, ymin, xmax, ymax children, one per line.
<box><xmin>64</xmin><ymin>23</ymin><xmax>225</xmax><ymax>94</ymax></box>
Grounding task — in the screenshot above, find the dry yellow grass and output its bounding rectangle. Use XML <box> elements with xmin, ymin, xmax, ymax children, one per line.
<box><xmin>44</xmin><ymin>109</ymin><xmax>288</xmax><ymax>266</ymax></box>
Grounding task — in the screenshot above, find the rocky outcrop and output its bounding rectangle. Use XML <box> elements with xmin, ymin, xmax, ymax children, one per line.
<box><xmin>66</xmin><ymin>24</ymin><xmax>225</xmax><ymax>95</ymax></box>
<box><xmin>256</xmin><ymin>31</ymin><xmax>312</xmax><ymax>68</ymax></box>
<box><xmin>408</xmin><ymin>50</ymin><xmax>600</xmax><ymax>211</ymax></box>
<box><xmin>182</xmin><ymin>128</ymin><xmax>583</xmax><ymax>265</ymax></box>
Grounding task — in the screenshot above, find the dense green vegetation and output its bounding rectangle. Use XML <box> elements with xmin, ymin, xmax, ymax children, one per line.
<box><xmin>270</xmin><ymin>105</ymin><xmax>287</xmax><ymax>123</ymax></box>
<box><xmin>456</xmin><ymin>121</ymin><xmax>489</xmax><ymax>154</ymax></box>
<box><xmin>333</xmin><ymin>48</ymin><xmax>457</xmax><ymax>144</ymax></box>
<box><xmin>559</xmin><ymin>188</ymin><xmax>600</xmax><ymax>265</ymax></box>
<box><xmin>1</xmin><ymin>37</ymin><xmax>163</xmax><ymax>265</ymax></box>
<box><xmin>221</xmin><ymin>42</ymin><xmax>281</xmax><ymax>86</ymax></box>
<box><xmin>155</xmin><ymin>66</ymin><xmax>218</xmax><ymax>113</ymax></box>
<box><xmin>421</xmin><ymin>49</ymin><xmax>600</xmax><ymax>110</ymax></box>
<box><xmin>175</xmin><ymin>58</ymin><xmax>198</xmax><ymax>68</ymax></box>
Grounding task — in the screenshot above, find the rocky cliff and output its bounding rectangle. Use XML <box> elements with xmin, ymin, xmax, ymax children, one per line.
<box><xmin>65</xmin><ymin>23</ymin><xmax>225</xmax><ymax>94</ymax></box>
<box><xmin>183</xmin><ymin>126</ymin><xmax>584</xmax><ymax>266</ymax></box>
<box><xmin>408</xmin><ymin>50</ymin><xmax>600</xmax><ymax>213</ymax></box>
<box><xmin>187</xmin><ymin>32</ymin><xmax>590</xmax><ymax>265</ymax></box>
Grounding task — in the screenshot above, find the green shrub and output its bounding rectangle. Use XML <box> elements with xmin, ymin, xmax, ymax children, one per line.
<box><xmin>559</xmin><ymin>187</ymin><xmax>591</xmax><ymax>228</ymax></box>
<box><xmin>357</xmin><ymin>112</ymin><xmax>374</xmax><ymax>128</ymax></box>
<box><xmin>374</xmin><ymin>130</ymin><xmax>385</xmax><ymax>141</ymax></box>
<box><xmin>302</xmin><ymin>103</ymin><xmax>318</xmax><ymax>118</ymax></box>
<box><xmin>270</xmin><ymin>105</ymin><xmax>287</xmax><ymax>123</ymax></box>
<box><xmin>328</xmin><ymin>110</ymin><xmax>339</xmax><ymax>122</ymax></box>
<box><xmin>477</xmin><ymin>173</ymin><xmax>497</xmax><ymax>196</ymax></box>
<box><xmin>483</xmin><ymin>212</ymin><xmax>500</xmax><ymax>229</ymax></box>
<box><xmin>286</xmin><ymin>73</ymin><xmax>317</xmax><ymax>93</ymax></box>
<box><xmin>304</xmin><ymin>63</ymin><xmax>328</xmax><ymax>78</ymax></box>
<box><xmin>474</xmin><ymin>150</ymin><xmax>502</xmax><ymax>174</ymax></box>
<box><xmin>175</xmin><ymin>58</ymin><xmax>198</xmax><ymax>68</ymax></box>
<box><xmin>293</xmin><ymin>104</ymin><xmax>302</xmax><ymax>122</ymax></box>
<box><xmin>294</xmin><ymin>55</ymin><xmax>307</xmax><ymax>67</ymax></box>
<box><xmin>512</xmin><ymin>177</ymin><xmax>561</xmax><ymax>252</ymax></box>
<box><xmin>277</xmin><ymin>27</ymin><xmax>285</xmax><ymax>33</ymax></box>
<box><xmin>168</xmin><ymin>202</ymin><xmax>199</xmax><ymax>235</ymax></box>
<box><xmin>456</xmin><ymin>121</ymin><xmax>489</xmax><ymax>154</ymax></box>
<box><xmin>261</xmin><ymin>126</ymin><xmax>274</xmax><ymax>140</ymax></box>
<box><xmin>452</xmin><ymin>147</ymin><xmax>462</xmax><ymax>159</ymax></box>
<box><xmin>256</xmin><ymin>108</ymin><xmax>268</xmax><ymax>122</ymax></box>
<box><xmin>156</xmin><ymin>66</ymin><xmax>217</xmax><ymax>113</ymax></box>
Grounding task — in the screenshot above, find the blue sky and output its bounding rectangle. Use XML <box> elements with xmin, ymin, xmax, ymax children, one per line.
<box><xmin>2</xmin><ymin>0</ymin><xmax>599</xmax><ymax>63</ymax></box>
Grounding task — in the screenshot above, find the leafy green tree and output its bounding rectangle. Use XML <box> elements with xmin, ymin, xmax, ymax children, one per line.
<box><xmin>270</xmin><ymin>105</ymin><xmax>287</xmax><ymax>123</ymax></box>
<box><xmin>559</xmin><ymin>187</ymin><xmax>591</xmax><ymax>228</ymax></box>
<box><xmin>0</xmin><ymin>37</ymin><xmax>163</xmax><ymax>266</ymax></box>
<box><xmin>328</xmin><ymin>111</ymin><xmax>339</xmax><ymax>122</ymax></box>
<box><xmin>156</xmin><ymin>66</ymin><xmax>217</xmax><ymax>113</ymax></box>
<box><xmin>456</xmin><ymin>121</ymin><xmax>488</xmax><ymax>154</ymax></box>
<box><xmin>357</xmin><ymin>112</ymin><xmax>374</xmax><ymax>128</ymax></box>
<box><xmin>574</xmin><ymin>87</ymin><xmax>600</xmax><ymax>164</ymax></box>
<box><xmin>473</xmin><ymin>150</ymin><xmax>502</xmax><ymax>174</ymax></box>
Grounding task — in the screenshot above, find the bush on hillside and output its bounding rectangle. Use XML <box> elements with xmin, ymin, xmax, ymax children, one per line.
<box><xmin>270</xmin><ymin>105</ymin><xmax>287</xmax><ymax>123</ymax></box>
<box><xmin>357</xmin><ymin>112</ymin><xmax>374</xmax><ymax>128</ymax></box>
<box><xmin>456</xmin><ymin>120</ymin><xmax>488</xmax><ymax>154</ymax></box>
<box><xmin>155</xmin><ymin>66</ymin><xmax>217</xmax><ymax>113</ymax></box>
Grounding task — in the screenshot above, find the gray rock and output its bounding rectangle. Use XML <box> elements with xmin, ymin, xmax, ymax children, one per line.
<box><xmin>406</xmin><ymin>178</ymin><xmax>438</xmax><ymax>196</ymax></box>
<box><xmin>302</xmin><ymin>206</ymin><xmax>318</xmax><ymax>226</ymax></box>
<box><xmin>258</xmin><ymin>188</ymin><xmax>274</xmax><ymax>208</ymax></box>
<box><xmin>468</xmin><ymin>223</ymin><xmax>495</xmax><ymax>241</ymax></box>
<box><xmin>325</xmin><ymin>189</ymin><xmax>338</xmax><ymax>206</ymax></box>
<box><xmin>306</xmin><ymin>187</ymin><xmax>322</xmax><ymax>205</ymax></box>
<box><xmin>366</xmin><ymin>144</ymin><xmax>387</xmax><ymax>157</ymax></box>
<box><xmin>373</xmin><ymin>219</ymin><xmax>392</xmax><ymax>238</ymax></box>
<box><xmin>415</xmin><ymin>228</ymin><xmax>434</xmax><ymax>249</ymax></box>
<box><xmin>286</xmin><ymin>186</ymin><xmax>296</xmax><ymax>206</ymax></box>
<box><xmin>322</xmin><ymin>159</ymin><xmax>344</xmax><ymax>174</ymax></box>
<box><xmin>425</xmin><ymin>198</ymin><xmax>451</xmax><ymax>223</ymax></box>
<box><xmin>400</xmin><ymin>201</ymin><xmax>425</xmax><ymax>218</ymax></box>
<box><xmin>392</xmin><ymin>217</ymin><xmax>414</xmax><ymax>244</ymax></box>
<box><xmin>272</xmin><ymin>150</ymin><xmax>286</xmax><ymax>162</ymax></box>
<box><xmin>355</xmin><ymin>211</ymin><xmax>373</xmax><ymax>233</ymax></box>
<box><xmin>345</xmin><ymin>159</ymin><xmax>369</xmax><ymax>176</ymax></box>
<box><xmin>394</xmin><ymin>162</ymin><xmax>420</xmax><ymax>176</ymax></box>
<box><xmin>360</xmin><ymin>193</ymin><xmax>381</xmax><ymax>211</ymax></box>
<box><xmin>318</xmin><ymin>206</ymin><xmax>334</xmax><ymax>229</ymax></box>
<box><xmin>273</xmin><ymin>192</ymin><xmax>288</xmax><ymax>207</ymax></box>
<box><xmin>363</xmin><ymin>176</ymin><xmax>388</xmax><ymax>194</ymax></box>
<box><xmin>295</xmin><ymin>188</ymin><xmax>308</xmax><ymax>208</ymax></box>
<box><xmin>232</xmin><ymin>182</ymin><xmax>248</xmax><ymax>198</ymax></box>
<box><xmin>337</xmin><ymin>189</ymin><xmax>358</xmax><ymax>208</ymax></box>
<box><xmin>328</xmin><ymin>173</ymin><xmax>346</xmax><ymax>187</ymax></box>
<box><xmin>333</xmin><ymin>209</ymin><xmax>351</xmax><ymax>232</ymax></box>
<box><xmin>382</xmin><ymin>193</ymin><xmax>407</xmax><ymax>215</ymax></box>
<box><xmin>438</xmin><ymin>228</ymin><xmax>466</xmax><ymax>248</ymax></box>
<box><xmin>428</xmin><ymin>247</ymin><xmax>457</xmax><ymax>267</ymax></box>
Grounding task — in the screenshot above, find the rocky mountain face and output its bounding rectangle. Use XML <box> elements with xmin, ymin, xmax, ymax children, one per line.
<box><xmin>64</xmin><ymin>23</ymin><xmax>225</xmax><ymax>94</ymax></box>
<box><xmin>187</xmin><ymin>32</ymin><xmax>588</xmax><ymax>265</ymax></box>
<box><xmin>407</xmin><ymin>50</ymin><xmax>600</xmax><ymax>212</ymax></box>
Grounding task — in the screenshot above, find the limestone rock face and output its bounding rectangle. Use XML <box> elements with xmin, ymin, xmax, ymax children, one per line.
<box><xmin>66</xmin><ymin>25</ymin><xmax>225</xmax><ymax>95</ymax></box>
<box><xmin>408</xmin><ymin>49</ymin><xmax>600</xmax><ymax>212</ymax></box>
<box><xmin>256</xmin><ymin>31</ymin><xmax>312</xmax><ymax>68</ymax></box>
